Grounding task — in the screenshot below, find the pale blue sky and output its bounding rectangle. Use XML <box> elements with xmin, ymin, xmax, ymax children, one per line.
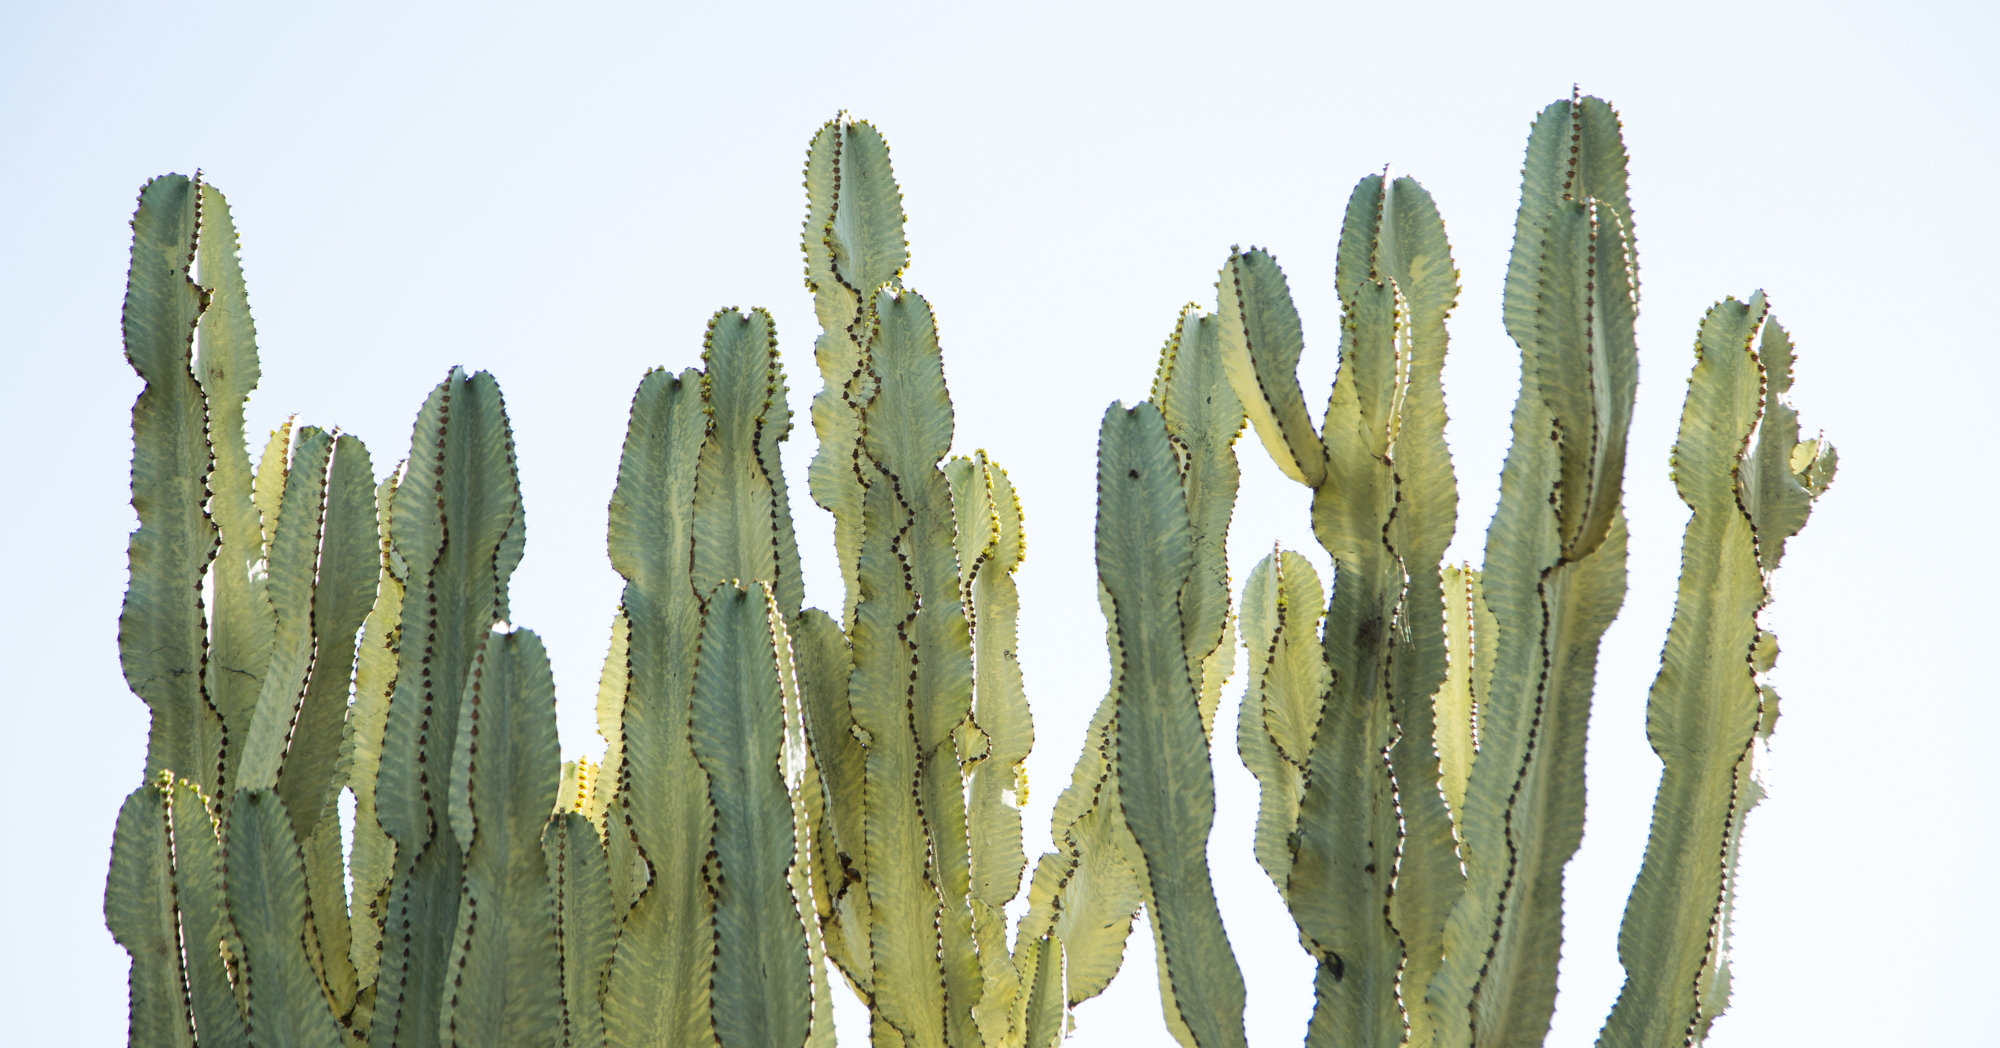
<box><xmin>3</xmin><ymin>2</ymin><xmax>1993</xmax><ymax>1044</ymax></box>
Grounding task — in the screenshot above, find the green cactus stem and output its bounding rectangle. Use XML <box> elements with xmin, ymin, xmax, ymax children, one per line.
<box><xmin>1596</xmin><ymin>300</ymin><xmax>1836</xmax><ymax>1048</ymax></box>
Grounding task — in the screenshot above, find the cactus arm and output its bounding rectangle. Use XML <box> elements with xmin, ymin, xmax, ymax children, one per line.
<box><xmin>1503</xmin><ymin>93</ymin><xmax>1637</xmax><ymax>369</ymax></box>
<box><xmin>1427</xmin><ymin>495</ymin><xmax>1628</xmax><ymax>1048</ymax></box>
<box><xmin>808</xmin><ymin>322</ymin><xmax>869</xmax><ymax>632</ymax></box>
<box><xmin>546</xmin><ymin>812</ymin><xmax>613</xmax><ymax>1048</ymax></box>
<box><xmin>192</xmin><ymin>183</ymin><xmax>274</xmax><ymax>783</ymax></box>
<box><xmin>1153</xmin><ymin>308</ymin><xmax>1245</xmax><ymax>677</ymax></box>
<box><xmin>958</xmin><ymin>459</ymin><xmax>1030</xmax><ymax>858</ymax></box>
<box><xmin>1153</xmin><ymin>308</ymin><xmax>1247</xmax><ymax>736</ymax></box>
<box><xmin>1424</xmin><ymin>436</ymin><xmax>1628</xmax><ymax>1047</ymax></box>
<box><xmin>299</xmin><ymin>800</ymin><xmax>357</xmax><ymax>1020</ymax></box>
<box><xmin>1235</xmin><ymin>558</ymin><xmax>1292</xmax><ymax>887</ymax></box>
<box><xmin>802</xmin><ymin>120</ymin><xmax>858</xmax><ymax>334</ymax></box>
<box><xmin>252</xmin><ymin>418</ymin><xmax>293</xmax><ymax>551</ymax></box>
<box><xmin>1098</xmin><ymin>401</ymin><xmax>1248</xmax><ymax>1048</ymax></box>
<box><xmin>1227</xmin><ymin>174</ymin><xmax>1462</xmax><ymax>1048</ymax></box>
<box><xmin>272</xmin><ymin>435</ymin><xmax>376</xmax><ymax>1022</ymax></box>
<box><xmin>1257</xmin><ymin>551</ymin><xmax>1329</xmax><ymax>778</ymax></box>
<box><xmin>920</xmin><ymin>663</ymin><xmax>983</xmax><ymax>1047</ymax></box>
<box><xmin>761</xmin><ymin>364</ymin><xmax>808</xmax><ymax>620</ymax></box>
<box><xmin>1527</xmin><ymin>200</ymin><xmax>1637</xmax><ymax>560</ymax></box>
<box><xmin>825</xmin><ymin>119</ymin><xmax>910</xmax><ymax>300</ymax></box>
<box><xmin>694</xmin><ymin>309</ymin><xmax>784</xmax><ymax>599</ymax></box>
<box><xmin>600</xmin><ymin>367</ymin><xmax>719</xmax><ymax>1048</ymax></box>
<box><xmin>1017</xmin><ymin>936</ymin><xmax>1064</xmax><ymax>1048</ymax></box>
<box><xmin>1422</xmin><ymin>96</ymin><xmax>1638</xmax><ymax>1048</ymax></box>
<box><xmin>595</xmin><ymin>657</ymin><xmax>645</xmax><ymax>966</ymax></box>
<box><xmin>848</xmin><ymin>481</ymin><xmax>948</xmax><ymax>1048</ymax></box>
<box><xmin>862</xmin><ymin>290</ymin><xmax>959</xmax><ymax>610</ymax></box>
<box><xmin>1739</xmin><ymin>320</ymin><xmax>1830</xmax><ymax>568</ymax></box>
<box><xmin>1060</xmin><ymin>799</ymin><xmax>1146</xmax><ymax>1009</ymax></box>
<box><xmin>1597</xmin><ymin>304</ymin><xmax>1835</xmax><ymax>1047</ymax></box>
<box><xmin>689</xmin><ymin>587</ymin><xmax>813</xmax><ymax>1048</ymax></box>
<box><xmin>804</xmin><ymin>117</ymin><xmax>906</xmax><ymax>627</ymax></box>
<box><xmin>285</xmin><ymin>435</ymin><xmax>379</xmax><ymax>838</ymax></box>
<box><xmin>342</xmin><ymin>470</ymin><xmax>404</xmax><ymax>991</ymax></box>
<box><xmin>161</xmin><ymin>779</ymin><xmax>251</xmax><ymax>1048</ymax></box>
<box><xmin>1433</xmin><ymin>565</ymin><xmax>1482</xmax><ymax>824</ymax></box>
<box><xmin>224</xmin><ymin>788</ymin><xmax>344</xmax><ymax>1048</ymax></box>
<box><xmin>1027</xmin><ymin>578</ymin><xmax>1146</xmax><ymax>1013</ymax></box>
<box><xmin>1370</xmin><ymin>176</ymin><xmax>1464</xmax><ymax>1047</ymax></box>
<box><xmin>1217</xmin><ymin>249</ymin><xmax>1325</xmax><ymax>487</ymax></box>
<box><xmin>105</xmin><ymin>781</ymin><xmax>196</xmax><ymax>1048</ymax></box>
<box><xmin>945</xmin><ymin>455</ymin><xmax>997</xmax><ymax>610</ymax></box>
<box><xmin>859</xmin><ymin>287</ymin><xmax>985</xmax><ymax>1045</ymax></box>
<box><xmin>437</xmin><ymin>629</ymin><xmax>562</xmax><ymax>1046</ymax></box>
<box><xmin>953</xmin><ymin>454</ymin><xmax>1034</xmax><ymax>1047</ymax></box>
<box><xmin>1286</xmin><ymin>562</ymin><xmax>1407</xmax><ymax>1048</ymax></box>
<box><xmin>1503</xmin><ymin>96</ymin><xmax>1639</xmax><ymax>564</ymax></box>
<box><xmin>236</xmin><ymin>426</ymin><xmax>334</xmax><ymax>791</ymax></box>
<box><xmin>1235</xmin><ymin>550</ymin><xmax>1328</xmax><ymax>896</ymax></box>
<box><xmin>1022</xmin><ymin>314</ymin><xmax>1245</xmax><ymax>1029</ymax></box>
<box><xmin>1591</xmin><ymin>299</ymin><xmax>1763</xmax><ymax>1048</ymax></box>
<box><xmin>120</xmin><ymin>174</ymin><xmax>226</xmax><ymax>794</ymax></box>
<box><xmin>1448</xmin><ymin>510</ymin><xmax>1631</xmax><ymax>1048</ymax></box>
<box><xmin>233</xmin><ymin>420</ymin><xmax>374</xmax><ymax>1045</ymax></box>
<box><xmin>371</xmin><ymin>370</ymin><xmax>525</xmax><ymax>1048</ymax></box>
<box><xmin>1029</xmin><ymin>700</ymin><xmax>1139</xmax><ymax>1010</ymax></box>
<box><xmin>770</xmin><ymin>612</ymin><xmax>839</xmax><ymax>1048</ymax></box>
<box><xmin>793</xmin><ymin>607</ymin><xmax>872</xmax><ymax>985</ymax></box>
<box><xmin>589</xmin><ymin>610</ymin><xmax>630</xmax><ymax>840</ymax></box>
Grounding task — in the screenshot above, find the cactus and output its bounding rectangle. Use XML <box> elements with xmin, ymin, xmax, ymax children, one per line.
<box><xmin>105</xmin><ymin>97</ymin><xmax>1835</xmax><ymax>1048</ymax></box>
<box><xmin>1187</xmin><ymin>92</ymin><xmax>1834</xmax><ymax>1048</ymax></box>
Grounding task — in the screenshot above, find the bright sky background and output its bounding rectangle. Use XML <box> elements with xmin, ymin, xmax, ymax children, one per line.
<box><xmin>4</xmin><ymin>2</ymin><xmax>1994</xmax><ymax>1045</ymax></box>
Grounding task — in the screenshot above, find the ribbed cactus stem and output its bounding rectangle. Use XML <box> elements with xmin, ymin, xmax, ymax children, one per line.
<box><xmin>600</xmin><ymin>367</ymin><xmax>718</xmax><ymax>1047</ymax></box>
<box><xmin>194</xmin><ymin>182</ymin><xmax>273</xmax><ymax>791</ymax></box>
<box><xmin>440</xmin><ymin>629</ymin><xmax>563</xmax><ymax>1047</ymax></box>
<box><xmin>370</xmin><ymin>369</ymin><xmax>526</xmax><ymax>1048</ymax></box>
<box><xmin>544</xmin><ymin>811</ymin><xmax>614</xmax><ymax>1048</ymax></box>
<box><xmin>690</xmin><ymin>585</ymin><xmax>812</xmax><ymax>1048</ymax></box>
<box><xmin>119</xmin><ymin>173</ymin><xmax>224</xmax><ymax>796</ymax></box>
<box><xmin>1596</xmin><ymin>300</ymin><xmax>1835</xmax><ymax>1047</ymax></box>
<box><xmin>1427</xmin><ymin>95</ymin><xmax>1637</xmax><ymax>1048</ymax></box>
<box><xmin>1097</xmin><ymin>401</ymin><xmax>1248</xmax><ymax>1048</ymax></box>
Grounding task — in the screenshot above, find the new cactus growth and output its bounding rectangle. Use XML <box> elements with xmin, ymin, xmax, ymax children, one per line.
<box><xmin>106</xmin><ymin>96</ymin><xmax>1832</xmax><ymax>1048</ymax></box>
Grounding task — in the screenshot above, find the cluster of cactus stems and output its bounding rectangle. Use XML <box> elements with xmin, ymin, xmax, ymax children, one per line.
<box><xmin>108</xmin><ymin>96</ymin><xmax>1833</xmax><ymax>1048</ymax></box>
<box><xmin>1209</xmin><ymin>95</ymin><xmax>1835</xmax><ymax>1048</ymax></box>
